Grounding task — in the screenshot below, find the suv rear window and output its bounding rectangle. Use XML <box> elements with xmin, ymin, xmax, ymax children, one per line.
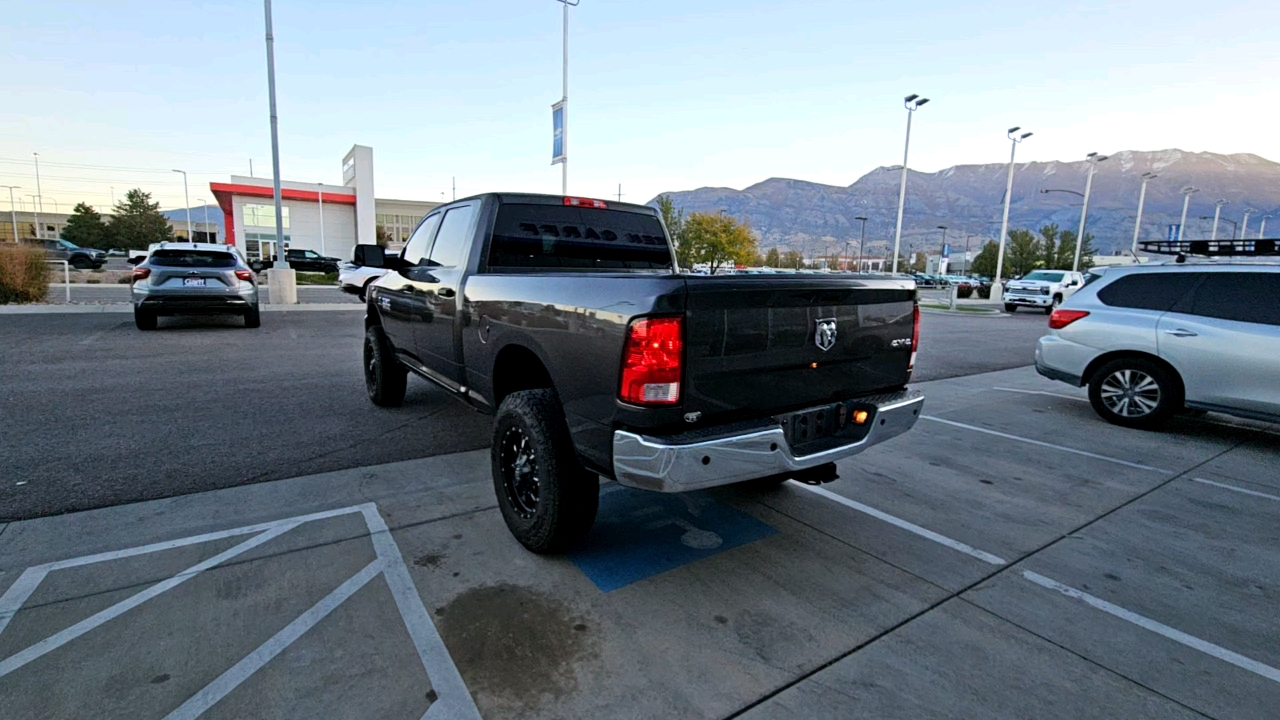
<box><xmin>1096</xmin><ymin>272</ymin><xmax>1201</xmax><ymax>311</ymax></box>
<box><xmin>149</xmin><ymin>250</ymin><xmax>237</xmax><ymax>268</ymax></box>
<box><xmin>487</xmin><ymin>204</ymin><xmax>672</xmax><ymax>270</ymax></box>
<box><xmin>1187</xmin><ymin>272</ymin><xmax>1280</xmax><ymax>326</ymax></box>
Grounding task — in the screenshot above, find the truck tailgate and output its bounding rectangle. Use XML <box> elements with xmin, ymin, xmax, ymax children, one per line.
<box><xmin>682</xmin><ymin>275</ymin><xmax>915</xmax><ymax>422</ymax></box>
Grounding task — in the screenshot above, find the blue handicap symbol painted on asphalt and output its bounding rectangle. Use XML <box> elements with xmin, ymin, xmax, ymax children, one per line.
<box><xmin>568</xmin><ymin>485</ymin><xmax>777</xmax><ymax>592</ymax></box>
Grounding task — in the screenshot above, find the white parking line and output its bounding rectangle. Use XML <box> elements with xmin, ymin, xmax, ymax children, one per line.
<box><xmin>1022</xmin><ymin>570</ymin><xmax>1280</xmax><ymax>684</ymax></box>
<box><xmin>1191</xmin><ymin>477</ymin><xmax>1280</xmax><ymax>503</ymax></box>
<box><xmin>921</xmin><ymin>415</ymin><xmax>1170</xmax><ymax>473</ymax></box>
<box><xmin>992</xmin><ymin>386</ymin><xmax>1088</xmax><ymax>402</ymax></box>
<box><xmin>787</xmin><ymin>482</ymin><xmax>1008</xmax><ymax>566</ymax></box>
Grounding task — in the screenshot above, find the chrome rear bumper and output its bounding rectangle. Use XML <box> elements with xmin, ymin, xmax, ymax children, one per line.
<box><xmin>612</xmin><ymin>390</ymin><xmax>924</xmax><ymax>493</ymax></box>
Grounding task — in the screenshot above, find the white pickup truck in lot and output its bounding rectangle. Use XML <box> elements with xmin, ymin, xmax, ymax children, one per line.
<box><xmin>1003</xmin><ymin>270</ymin><xmax>1085</xmax><ymax>314</ymax></box>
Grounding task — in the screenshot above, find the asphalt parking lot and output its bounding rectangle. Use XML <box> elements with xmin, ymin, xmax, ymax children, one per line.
<box><xmin>43</xmin><ymin>284</ymin><xmax>359</xmax><ymax>304</ymax></box>
<box><xmin>2</xmin><ymin>366</ymin><xmax>1276</xmax><ymax>719</ymax></box>
<box><xmin>0</xmin><ymin>309</ymin><xmax>1048</xmax><ymax>521</ymax></box>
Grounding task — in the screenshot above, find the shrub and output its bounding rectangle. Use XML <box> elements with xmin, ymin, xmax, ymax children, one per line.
<box><xmin>956</xmin><ymin>285</ymin><xmax>974</xmax><ymax>299</ymax></box>
<box><xmin>0</xmin><ymin>245</ymin><xmax>49</xmax><ymax>304</ymax></box>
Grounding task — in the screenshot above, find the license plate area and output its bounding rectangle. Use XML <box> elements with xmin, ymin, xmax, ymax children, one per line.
<box><xmin>183</xmin><ymin>278</ymin><xmax>207</xmax><ymax>287</ymax></box>
<box><xmin>777</xmin><ymin>400</ymin><xmax>876</xmax><ymax>456</ymax></box>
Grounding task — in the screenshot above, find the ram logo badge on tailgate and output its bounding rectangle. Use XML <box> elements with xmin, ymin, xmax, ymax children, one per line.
<box><xmin>814</xmin><ymin>318</ymin><xmax>837</xmax><ymax>351</ymax></box>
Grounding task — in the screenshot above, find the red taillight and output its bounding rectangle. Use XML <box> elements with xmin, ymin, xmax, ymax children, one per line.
<box><xmin>564</xmin><ymin>196</ymin><xmax>608</xmax><ymax>209</ymax></box>
<box><xmin>235</xmin><ymin>269</ymin><xmax>254</xmax><ymax>282</ymax></box>
<box><xmin>619</xmin><ymin>317</ymin><xmax>683</xmax><ymax>405</ymax></box>
<box><xmin>908</xmin><ymin>303</ymin><xmax>920</xmax><ymax>372</ymax></box>
<box><xmin>1049</xmin><ymin>309</ymin><xmax>1090</xmax><ymax>329</ymax></box>
<box><xmin>132</xmin><ymin>267</ymin><xmax>150</xmax><ymax>282</ymax></box>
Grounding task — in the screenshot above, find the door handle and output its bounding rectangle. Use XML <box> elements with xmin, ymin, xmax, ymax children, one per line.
<box><xmin>1163</xmin><ymin>328</ymin><xmax>1198</xmax><ymax>338</ymax></box>
<box><xmin>438</xmin><ymin>288</ymin><xmax>456</xmax><ymax>298</ymax></box>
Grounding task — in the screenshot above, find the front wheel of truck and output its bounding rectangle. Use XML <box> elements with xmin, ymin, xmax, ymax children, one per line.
<box><xmin>492</xmin><ymin>389</ymin><xmax>599</xmax><ymax>553</ymax></box>
<box><xmin>364</xmin><ymin>326</ymin><xmax>407</xmax><ymax>407</ymax></box>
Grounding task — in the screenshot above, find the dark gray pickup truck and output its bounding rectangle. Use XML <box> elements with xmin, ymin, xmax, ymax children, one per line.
<box><xmin>360</xmin><ymin>193</ymin><xmax>923</xmax><ymax>552</ymax></box>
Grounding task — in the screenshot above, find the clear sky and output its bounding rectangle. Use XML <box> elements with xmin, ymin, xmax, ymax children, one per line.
<box><xmin>2</xmin><ymin>0</ymin><xmax>1277</xmax><ymax>212</ymax></box>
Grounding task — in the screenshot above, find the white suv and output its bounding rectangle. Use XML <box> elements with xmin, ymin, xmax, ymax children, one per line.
<box><xmin>1004</xmin><ymin>270</ymin><xmax>1085</xmax><ymax>314</ymax></box>
<box><xmin>1036</xmin><ymin>263</ymin><xmax>1280</xmax><ymax>428</ymax></box>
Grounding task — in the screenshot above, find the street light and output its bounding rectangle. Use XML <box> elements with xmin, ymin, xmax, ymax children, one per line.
<box><xmin>318</xmin><ymin>182</ymin><xmax>326</xmax><ymax>256</ymax></box>
<box><xmin>553</xmin><ymin>0</ymin><xmax>580</xmax><ymax>195</ymax></box>
<box><xmin>1073</xmin><ymin>152</ymin><xmax>1107</xmax><ymax>272</ymax></box>
<box><xmin>1240</xmin><ymin>209</ymin><xmax>1254</xmax><ymax>239</ymax></box>
<box><xmin>1177</xmin><ymin>186</ymin><xmax>1198</xmax><ymax>241</ymax></box>
<box><xmin>963</xmin><ymin>234</ymin><xmax>977</xmax><ymax>275</ymax></box>
<box><xmin>891</xmin><ymin>94</ymin><xmax>929</xmax><ymax>274</ymax></box>
<box><xmin>1261</xmin><ymin>215</ymin><xmax>1272</xmax><ymax>239</ymax></box>
<box><xmin>993</xmin><ymin>127</ymin><xmax>1032</xmax><ymax>301</ymax></box>
<box><xmin>1132</xmin><ymin>172</ymin><xmax>1157</xmax><ymax>254</ymax></box>
<box><xmin>855</xmin><ymin>216</ymin><xmax>868</xmax><ymax>272</ymax></box>
<box><xmin>1200</xmin><ymin>216</ymin><xmax>1236</xmax><ymax>239</ymax></box>
<box><xmin>26</xmin><ymin>195</ymin><xmax>41</xmax><ymax>239</ymax></box>
<box><xmin>1</xmin><ymin>185</ymin><xmax>19</xmax><ymax>244</ymax></box>
<box><xmin>172</xmin><ymin>169</ymin><xmax>192</xmax><ymax>240</ymax></box>
<box><xmin>197</xmin><ymin>198</ymin><xmax>207</xmax><ymax>242</ymax></box>
<box><xmin>32</xmin><ymin>152</ymin><xmax>42</xmax><ymax>213</ymax></box>
<box><xmin>936</xmin><ymin>225</ymin><xmax>948</xmax><ymax>273</ymax></box>
<box><xmin>1210</xmin><ymin>199</ymin><xmax>1227</xmax><ymax>240</ymax></box>
<box><xmin>1040</xmin><ymin>188</ymin><xmax>1084</xmax><ymax>198</ymax></box>
<box><xmin>264</xmin><ymin>0</ymin><xmax>289</xmax><ymax>271</ymax></box>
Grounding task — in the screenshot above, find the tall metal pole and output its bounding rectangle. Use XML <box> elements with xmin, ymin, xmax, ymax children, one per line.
<box><xmin>27</xmin><ymin>195</ymin><xmax>41</xmax><ymax>240</ymax></box>
<box><xmin>317</xmin><ymin>182</ymin><xmax>325</xmax><ymax>256</ymax></box>
<box><xmin>936</xmin><ymin>225</ymin><xmax>947</xmax><ymax>274</ymax></box>
<box><xmin>452</xmin><ymin>176</ymin><xmax>456</xmax><ymax>201</ymax></box>
<box><xmin>994</xmin><ymin>128</ymin><xmax>1031</xmax><ymax>300</ymax></box>
<box><xmin>561</xmin><ymin>0</ymin><xmax>569</xmax><ymax>195</ymax></box>
<box><xmin>198</xmin><ymin>198</ymin><xmax>207</xmax><ymax>241</ymax></box>
<box><xmin>1261</xmin><ymin>215</ymin><xmax>1271</xmax><ymax>239</ymax></box>
<box><xmin>32</xmin><ymin>153</ymin><xmax>43</xmax><ymax>213</ymax></box>
<box><xmin>855</xmin><ymin>216</ymin><xmax>867</xmax><ymax>272</ymax></box>
<box><xmin>1210</xmin><ymin>200</ymin><xmax>1226</xmax><ymax>240</ymax></box>
<box><xmin>264</xmin><ymin>0</ymin><xmax>288</xmax><ymax>269</ymax></box>
<box><xmin>1</xmin><ymin>186</ymin><xmax>18</xmax><ymax>243</ymax></box>
<box><xmin>1073</xmin><ymin>153</ymin><xmax>1106</xmax><ymax>272</ymax></box>
<box><xmin>1177</xmin><ymin>187</ymin><xmax>1197</xmax><ymax>241</ymax></box>
<box><xmin>892</xmin><ymin>95</ymin><xmax>928</xmax><ymax>273</ymax></box>
<box><xmin>1132</xmin><ymin>172</ymin><xmax>1155</xmax><ymax>254</ymax></box>
<box><xmin>173</xmin><ymin>169</ymin><xmax>192</xmax><ymax>239</ymax></box>
<box><xmin>1240</xmin><ymin>209</ymin><xmax>1252</xmax><ymax>240</ymax></box>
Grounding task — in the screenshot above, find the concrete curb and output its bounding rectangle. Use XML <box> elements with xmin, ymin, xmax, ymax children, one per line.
<box><xmin>0</xmin><ymin>303</ymin><xmax>362</xmax><ymax>314</ymax></box>
<box><xmin>919</xmin><ymin>305</ymin><xmax>1007</xmax><ymax>317</ymax></box>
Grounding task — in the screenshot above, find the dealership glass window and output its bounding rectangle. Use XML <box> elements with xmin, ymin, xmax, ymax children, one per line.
<box><xmin>243</xmin><ymin>232</ymin><xmax>291</xmax><ymax>260</ymax></box>
<box><xmin>243</xmin><ymin>204</ymin><xmax>290</xmax><ymax>229</ymax></box>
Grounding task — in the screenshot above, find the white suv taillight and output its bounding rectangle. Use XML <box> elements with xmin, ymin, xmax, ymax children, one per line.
<box><xmin>619</xmin><ymin>317</ymin><xmax>683</xmax><ymax>405</ymax></box>
<box><xmin>909</xmin><ymin>304</ymin><xmax>920</xmax><ymax>373</ymax></box>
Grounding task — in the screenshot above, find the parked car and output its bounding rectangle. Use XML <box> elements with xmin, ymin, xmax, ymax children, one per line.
<box><xmin>1004</xmin><ymin>269</ymin><xmax>1085</xmax><ymax>314</ymax></box>
<box><xmin>339</xmin><ymin>245</ymin><xmax>391</xmax><ymax>300</ymax></box>
<box><xmin>106</xmin><ymin>248</ymin><xmax>128</xmax><ymax>257</ymax></box>
<box><xmin>35</xmin><ymin>239</ymin><xmax>106</xmax><ymax>270</ymax></box>
<box><xmin>130</xmin><ymin>242</ymin><xmax>261</xmax><ymax>330</ymax></box>
<box><xmin>285</xmin><ymin>248</ymin><xmax>341</xmax><ymax>274</ymax></box>
<box><xmin>360</xmin><ymin>193</ymin><xmax>924</xmax><ymax>552</ymax></box>
<box><xmin>1036</xmin><ymin>262</ymin><xmax>1280</xmax><ymax>428</ymax></box>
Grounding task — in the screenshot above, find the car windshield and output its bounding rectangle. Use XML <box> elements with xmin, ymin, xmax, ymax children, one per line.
<box><xmin>148</xmin><ymin>250</ymin><xmax>237</xmax><ymax>268</ymax></box>
<box><xmin>1023</xmin><ymin>271</ymin><xmax>1065</xmax><ymax>282</ymax></box>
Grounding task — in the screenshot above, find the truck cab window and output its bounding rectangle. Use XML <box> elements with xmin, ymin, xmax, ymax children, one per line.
<box><xmin>402</xmin><ymin>213</ymin><xmax>441</xmax><ymax>266</ymax></box>
<box><xmin>426</xmin><ymin>205</ymin><xmax>477</xmax><ymax>268</ymax></box>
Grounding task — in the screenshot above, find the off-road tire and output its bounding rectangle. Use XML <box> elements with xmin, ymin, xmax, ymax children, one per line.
<box><xmin>71</xmin><ymin>257</ymin><xmax>93</xmax><ymax>270</ymax></box>
<box><xmin>134</xmin><ymin>309</ymin><xmax>157</xmax><ymax>330</ymax></box>
<box><xmin>1004</xmin><ymin>303</ymin><xmax>1017</xmax><ymax>313</ymax></box>
<box><xmin>244</xmin><ymin>305</ymin><xmax>261</xmax><ymax>328</ymax></box>
<box><xmin>364</xmin><ymin>326</ymin><xmax>407</xmax><ymax>407</ymax></box>
<box><xmin>492</xmin><ymin>389</ymin><xmax>599</xmax><ymax>553</ymax></box>
<box><xmin>1088</xmin><ymin>357</ymin><xmax>1182</xmax><ymax>430</ymax></box>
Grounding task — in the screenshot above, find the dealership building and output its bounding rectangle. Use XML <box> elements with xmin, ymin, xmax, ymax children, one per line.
<box><xmin>210</xmin><ymin>145</ymin><xmax>438</xmax><ymax>262</ymax></box>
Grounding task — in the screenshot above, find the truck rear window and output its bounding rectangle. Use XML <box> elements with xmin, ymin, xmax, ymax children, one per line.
<box><xmin>149</xmin><ymin>250</ymin><xmax>237</xmax><ymax>268</ymax></box>
<box><xmin>487</xmin><ymin>204</ymin><xmax>672</xmax><ymax>270</ymax></box>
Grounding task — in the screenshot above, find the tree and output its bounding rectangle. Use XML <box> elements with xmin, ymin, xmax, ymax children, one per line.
<box><xmin>908</xmin><ymin>252</ymin><xmax>927</xmax><ymax>273</ymax></box>
<box><xmin>375</xmin><ymin>224</ymin><xmax>391</xmax><ymax>248</ymax></box>
<box><xmin>109</xmin><ymin>189</ymin><xmax>172</xmax><ymax>250</ymax></box>
<box><xmin>656</xmin><ymin>195</ymin><xmax>693</xmax><ymax>270</ymax></box>
<box><xmin>681</xmin><ymin>212</ymin><xmax>759</xmax><ymax>274</ymax></box>
<box><xmin>782</xmin><ymin>249</ymin><xmax>803</xmax><ymax>269</ymax></box>
<box><xmin>970</xmin><ymin>241</ymin><xmax>998</xmax><ymax>277</ymax></box>
<box><xmin>1006</xmin><ymin>228</ymin><xmax>1041</xmax><ymax>278</ymax></box>
<box><xmin>1038</xmin><ymin>223</ymin><xmax>1061</xmax><ymax>268</ymax></box>
<box><xmin>763</xmin><ymin>247</ymin><xmax>781</xmax><ymax>267</ymax></box>
<box><xmin>61</xmin><ymin>203</ymin><xmax>111</xmax><ymax>249</ymax></box>
<box><xmin>1052</xmin><ymin>229</ymin><xmax>1097</xmax><ymax>270</ymax></box>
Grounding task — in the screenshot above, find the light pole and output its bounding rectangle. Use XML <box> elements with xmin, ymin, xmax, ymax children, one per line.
<box><xmin>963</xmin><ymin>234</ymin><xmax>976</xmax><ymax>275</ymax></box>
<box><xmin>1073</xmin><ymin>152</ymin><xmax>1107</xmax><ymax>272</ymax></box>
<box><xmin>892</xmin><ymin>94</ymin><xmax>929</xmax><ymax>274</ymax></box>
<box><xmin>1210</xmin><ymin>199</ymin><xmax>1227</xmax><ymax>240</ymax></box>
<box><xmin>993</xmin><ymin>127</ymin><xmax>1032</xmax><ymax>301</ymax></box>
<box><xmin>554</xmin><ymin>0</ymin><xmax>579</xmax><ymax>195</ymax></box>
<box><xmin>317</xmin><ymin>182</ymin><xmax>326</xmax><ymax>256</ymax></box>
<box><xmin>1240</xmin><ymin>209</ymin><xmax>1253</xmax><ymax>239</ymax></box>
<box><xmin>1</xmin><ymin>186</ymin><xmax>18</xmax><ymax>244</ymax></box>
<box><xmin>1131</xmin><ymin>172</ymin><xmax>1157</xmax><ymax>254</ymax></box>
<box><xmin>26</xmin><ymin>195</ymin><xmax>41</xmax><ymax>240</ymax></box>
<box><xmin>1261</xmin><ymin>215</ymin><xmax>1272</xmax><ymax>238</ymax></box>
<box><xmin>197</xmin><ymin>198</ymin><xmax>207</xmax><ymax>242</ymax></box>
<box><xmin>1177</xmin><ymin>187</ymin><xmax>1198</xmax><ymax>241</ymax></box>
<box><xmin>32</xmin><ymin>153</ymin><xmax>43</xmax><ymax>213</ymax></box>
<box><xmin>264</xmin><ymin>0</ymin><xmax>289</xmax><ymax>271</ymax></box>
<box><xmin>936</xmin><ymin>225</ymin><xmax>948</xmax><ymax>274</ymax></box>
<box><xmin>1201</xmin><ymin>216</ymin><xmax>1236</xmax><ymax>240</ymax></box>
<box><xmin>172</xmin><ymin>169</ymin><xmax>192</xmax><ymax>240</ymax></box>
<box><xmin>855</xmin><ymin>216</ymin><xmax>868</xmax><ymax>272</ymax></box>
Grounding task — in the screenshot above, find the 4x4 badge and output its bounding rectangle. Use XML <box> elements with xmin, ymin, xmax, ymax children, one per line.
<box><xmin>814</xmin><ymin>318</ymin><xmax>837</xmax><ymax>351</ymax></box>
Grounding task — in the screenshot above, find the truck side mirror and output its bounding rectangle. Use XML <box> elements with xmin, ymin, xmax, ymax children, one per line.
<box><xmin>127</xmin><ymin>256</ymin><xmax>143</xmax><ymax>265</ymax></box>
<box><xmin>353</xmin><ymin>244</ymin><xmax>386</xmax><ymax>268</ymax></box>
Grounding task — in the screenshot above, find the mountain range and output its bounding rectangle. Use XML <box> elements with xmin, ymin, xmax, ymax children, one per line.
<box><xmin>650</xmin><ymin>150</ymin><xmax>1280</xmax><ymax>259</ymax></box>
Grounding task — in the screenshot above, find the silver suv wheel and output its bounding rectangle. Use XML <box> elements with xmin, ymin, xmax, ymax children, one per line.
<box><xmin>1099</xmin><ymin>369</ymin><xmax>1160</xmax><ymax>417</ymax></box>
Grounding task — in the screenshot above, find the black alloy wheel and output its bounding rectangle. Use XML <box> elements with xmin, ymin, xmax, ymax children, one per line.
<box><xmin>499</xmin><ymin>426</ymin><xmax>540</xmax><ymax>519</ymax></box>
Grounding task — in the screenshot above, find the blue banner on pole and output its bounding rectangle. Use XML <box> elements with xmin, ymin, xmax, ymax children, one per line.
<box><xmin>1167</xmin><ymin>224</ymin><xmax>1180</xmax><ymax>241</ymax></box>
<box><xmin>551</xmin><ymin>101</ymin><xmax>565</xmax><ymax>165</ymax></box>
<box><xmin>942</xmin><ymin>243</ymin><xmax>951</xmax><ymax>258</ymax></box>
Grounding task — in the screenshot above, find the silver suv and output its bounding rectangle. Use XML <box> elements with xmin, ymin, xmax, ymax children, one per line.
<box><xmin>1036</xmin><ymin>262</ymin><xmax>1280</xmax><ymax>428</ymax></box>
<box><xmin>130</xmin><ymin>243</ymin><xmax>261</xmax><ymax>330</ymax></box>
